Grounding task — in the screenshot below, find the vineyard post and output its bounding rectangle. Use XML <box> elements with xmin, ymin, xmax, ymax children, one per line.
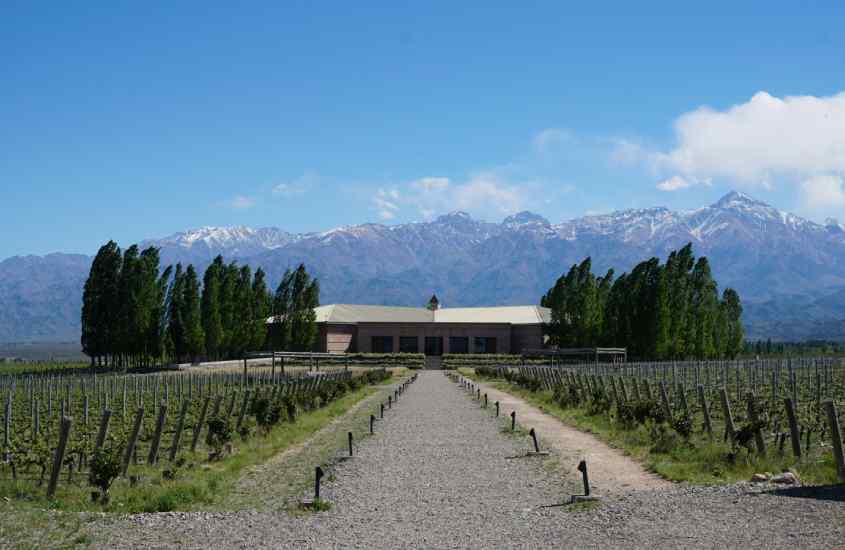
<box><xmin>83</xmin><ymin>395</ymin><xmax>89</xmax><ymax>428</ymax></box>
<box><xmin>697</xmin><ymin>385</ymin><xmax>713</xmax><ymax>438</ymax></box>
<box><xmin>237</xmin><ymin>389</ymin><xmax>252</xmax><ymax>429</ymax></box>
<box><xmin>170</xmin><ymin>400</ymin><xmax>191</xmax><ymax>462</ymax></box>
<box><xmin>678</xmin><ymin>385</ymin><xmax>690</xmax><ymax>419</ymax></box>
<box><xmin>121</xmin><ymin>407</ymin><xmax>145</xmax><ymax>476</ymax></box>
<box><xmin>226</xmin><ymin>392</ymin><xmax>237</xmax><ymax>417</ymax></box>
<box><xmin>823</xmin><ymin>400</ymin><xmax>845</xmax><ymax>481</ymax></box>
<box><xmin>4</xmin><ymin>391</ymin><xmax>13</xmax><ymax>456</ymax></box>
<box><xmin>33</xmin><ymin>398</ymin><xmax>40</xmax><ymax>442</ymax></box>
<box><xmin>47</xmin><ymin>416</ymin><xmax>72</xmax><ymax>499</ymax></box>
<box><xmin>719</xmin><ymin>388</ymin><xmax>736</xmax><ymax>440</ymax></box>
<box><xmin>659</xmin><ymin>382</ymin><xmax>673</xmax><ymax>423</ymax></box>
<box><xmin>784</xmin><ymin>397</ymin><xmax>802</xmax><ymax>459</ymax></box>
<box><xmin>94</xmin><ymin>409</ymin><xmax>112</xmax><ymax>451</ymax></box>
<box><xmin>148</xmin><ymin>402</ymin><xmax>168</xmax><ymax>465</ymax></box>
<box><xmin>191</xmin><ymin>397</ymin><xmax>211</xmax><ymax>452</ymax></box>
<box><xmin>745</xmin><ymin>392</ymin><xmax>766</xmax><ymax>455</ymax></box>
<box><xmin>211</xmin><ymin>394</ymin><xmax>223</xmax><ymax>418</ymax></box>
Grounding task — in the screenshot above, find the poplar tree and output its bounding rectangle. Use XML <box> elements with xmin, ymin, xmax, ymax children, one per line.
<box><xmin>201</xmin><ymin>256</ymin><xmax>224</xmax><ymax>360</ymax></box>
<box><xmin>542</xmin><ymin>244</ymin><xmax>743</xmax><ymax>360</ymax></box>
<box><xmin>251</xmin><ymin>268</ymin><xmax>271</xmax><ymax>350</ymax></box>
<box><xmin>167</xmin><ymin>263</ymin><xmax>186</xmax><ymax>362</ymax></box>
<box><xmin>182</xmin><ymin>265</ymin><xmax>205</xmax><ymax>362</ymax></box>
<box><xmin>81</xmin><ymin>240</ymin><xmax>122</xmax><ymax>366</ymax></box>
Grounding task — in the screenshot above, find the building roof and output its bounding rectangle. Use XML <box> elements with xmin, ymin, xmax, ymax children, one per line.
<box><xmin>305</xmin><ymin>304</ymin><xmax>550</xmax><ymax>325</ymax></box>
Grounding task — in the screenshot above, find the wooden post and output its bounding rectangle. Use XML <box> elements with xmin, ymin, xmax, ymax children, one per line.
<box><xmin>94</xmin><ymin>409</ymin><xmax>112</xmax><ymax>451</ymax></box>
<box><xmin>719</xmin><ymin>388</ymin><xmax>736</xmax><ymax>441</ymax></box>
<box><xmin>823</xmin><ymin>400</ymin><xmax>845</xmax><ymax>481</ymax></box>
<box><xmin>659</xmin><ymin>381</ymin><xmax>673</xmax><ymax>422</ymax></box>
<box><xmin>169</xmin><ymin>399</ymin><xmax>190</xmax><ymax>461</ymax></box>
<box><xmin>678</xmin><ymin>385</ymin><xmax>690</xmax><ymax>418</ymax></box>
<box><xmin>784</xmin><ymin>397</ymin><xmax>802</xmax><ymax>459</ymax></box>
<box><xmin>147</xmin><ymin>403</ymin><xmax>168</xmax><ymax>465</ymax></box>
<box><xmin>237</xmin><ymin>389</ymin><xmax>252</xmax><ymax>429</ymax></box>
<box><xmin>746</xmin><ymin>392</ymin><xmax>766</xmax><ymax>455</ymax></box>
<box><xmin>191</xmin><ymin>397</ymin><xmax>211</xmax><ymax>452</ymax></box>
<box><xmin>47</xmin><ymin>416</ymin><xmax>72</xmax><ymax>498</ymax></box>
<box><xmin>242</xmin><ymin>358</ymin><xmax>248</xmax><ymax>388</ymax></box>
<box><xmin>121</xmin><ymin>407</ymin><xmax>145</xmax><ymax>476</ymax></box>
<box><xmin>697</xmin><ymin>385</ymin><xmax>713</xmax><ymax>438</ymax></box>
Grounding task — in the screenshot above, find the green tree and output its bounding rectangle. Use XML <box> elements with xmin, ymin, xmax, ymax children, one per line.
<box><xmin>81</xmin><ymin>241</ymin><xmax>122</xmax><ymax>367</ymax></box>
<box><xmin>182</xmin><ymin>265</ymin><xmax>205</xmax><ymax>362</ymax></box>
<box><xmin>167</xmin><ymin>264</ymin><xmax>186</xmax><ymax>362</ymax></box>
<box><xmin>251</xmin><ymin>268</ymin><xmax>271</xmax><ymax>350</ymax></box>
<box><xmin>201</xmin><ymin>257</ymin><xmax>224</xmax><ymax>360</ymax></box>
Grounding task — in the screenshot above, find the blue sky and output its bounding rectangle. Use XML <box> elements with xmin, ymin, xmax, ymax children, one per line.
<box><xmin>2</xmin><ymin>2</ymin><xmax>845</xmax><ymax>259</ymax></box>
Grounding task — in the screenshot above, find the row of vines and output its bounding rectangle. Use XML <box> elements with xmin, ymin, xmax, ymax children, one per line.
<box><xmin>475</xmin><ymin>357</ymin><xmax>845</xmax><ymax>481</ymax></box>
<box><xmin>0</xmin><ymin>366</ymin><xmax>392</xmax><ymax>502</ymax></box>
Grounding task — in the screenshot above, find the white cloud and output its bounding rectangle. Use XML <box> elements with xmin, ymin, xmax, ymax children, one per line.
<box><xmin>532</xmin><ymin>128</ymin><xmax>572</xmax><ymax>153</ymax></box>
<box><xmin>655</xmin><ymin>175</ymin><xmax>711</xmax><ymax>192</ymax></box>
<box><xmin>801</xmin><ymin>174</ymin><xmax>845</xmax><ymax>212</ymax></box>
<box><xmin>370</xmin><ymin>174</ymin><xmax>525</xmax><ymax>221</ymax></box>
<box><xmin>629</xmin><ymin>90</ymin><xmax>845</xmax><ymax>212</ymax></box>
<box><xmin>656</xmin><ymin>175</ymin><xmax>692</xmax><ymax>192</ymax></box>
<box><xmin>273</xmin><ymin>171</ymin><xmax>318</xmax><ymax>196</ymax></box>
<box><xmin>373</xmin><ymin>188</ymin><xmax>400</xmax><ymax>220</ymax></box>
<box><xmin>227</xmin><ymin>195</ymin><xmax>255</xmax><ymax>209</ymax></box>
<box><xmin>407</xmin><ymin>173</ymin><xmax>523</xmax><ymax>219</ymax></box>
<box><xmin>410</xmin><ymin>177</ymin><xmax>450</xmax><ymax>192</ymax></box>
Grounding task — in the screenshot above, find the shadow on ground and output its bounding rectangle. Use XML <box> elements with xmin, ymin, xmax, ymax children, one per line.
<box><xmin>763</xmin><ymin>484</ymin><xmax>845</xmax><ymax>502</ymax></box>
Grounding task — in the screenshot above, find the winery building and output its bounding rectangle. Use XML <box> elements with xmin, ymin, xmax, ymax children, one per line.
<box><xmin>309</xmin><ymin>296</ymin><xmax>551</xmax><ymax>356</ymax></box>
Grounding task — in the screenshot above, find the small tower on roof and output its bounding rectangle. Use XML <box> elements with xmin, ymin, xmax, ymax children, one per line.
<box><xmin>427</xmin><ymin>294</ymin><xmax>440</xmax><ymax>311</ymax></box>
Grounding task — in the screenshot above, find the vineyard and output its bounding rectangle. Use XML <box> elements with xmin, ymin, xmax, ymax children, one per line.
<box><xmin>0</xmin><ymin>364</ymin><xmax>393</xmax><ymax>508</ymax></box>
<box><xmin>472</xmin><ymin>357</ymin><xmax>845</xmax><ymax>484</ymax></box>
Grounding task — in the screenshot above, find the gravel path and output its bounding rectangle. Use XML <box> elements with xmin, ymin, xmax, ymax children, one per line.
<box><xmin>468</xmin><ymin>376</ymin><xmax>668</xmax><ymax>495</ymax></box>
<box><xmin>91</xmin><ymin>372</ymin><xmax>845</xmax><ymax>549</ymax></box>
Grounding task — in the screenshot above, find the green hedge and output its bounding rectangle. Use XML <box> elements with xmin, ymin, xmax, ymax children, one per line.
<box><xmin>441</xmin><ymin>354</ymin><xmax>548</xmax><ymax>369</ymax></box>
<box><xmin>281</xmin><ymin>353</ymin><xmax>425</xmax><ymax>368</ymax></box>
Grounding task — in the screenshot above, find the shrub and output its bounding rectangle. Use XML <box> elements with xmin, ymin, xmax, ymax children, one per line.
<box><xmin>88</xmin><ymin>447</ymin><xmax>122</xmax><ymax>504</ymax></box>
<box><xmin>649</xmin><ymin>423</ymin><xmax>681</xmax><ymax>454</ymax></box>
<box><xmin>672</xmin><ymin>414</ymin><xmax>694</xmax><ymax>440</ymax></box>
<box><xmin>205</xmin><ymin>416</ymin><xmax>233</xmax><ymax>460</ymax></box>
<box><xmin>554</xmin><ymin>384</ymin><xmax>582</xmax><ymax>409</ymax></box>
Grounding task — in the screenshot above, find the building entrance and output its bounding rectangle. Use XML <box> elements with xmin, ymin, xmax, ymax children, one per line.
<box><xmin>424</xmin><ymin>336</ymin><xmax>443</xmax><ymax>356</ymax></box>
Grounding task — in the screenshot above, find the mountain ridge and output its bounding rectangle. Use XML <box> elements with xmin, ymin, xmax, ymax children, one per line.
<box><xmin>2</xmin><ymin>191</ymin><xmax>844</xmax><ymax>343</ymax></box>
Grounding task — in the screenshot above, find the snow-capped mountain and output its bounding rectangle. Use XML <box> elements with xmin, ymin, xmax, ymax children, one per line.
<box><xmin>2</xmin><ymin>191</ymin><xmax>844</xmax><ymax>343</ymax></box>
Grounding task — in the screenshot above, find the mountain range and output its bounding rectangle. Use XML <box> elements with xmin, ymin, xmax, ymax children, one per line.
<box><xmin>1</xmin><ymin>191</ymin><xmax>844</xmax><ymax>344</ymax></box>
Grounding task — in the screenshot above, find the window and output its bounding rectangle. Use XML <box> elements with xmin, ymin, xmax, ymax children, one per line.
<box><xmin>399</xmin><ymin>336</ymin><xmax>418</xmax><ymax>353</ymax></box>
<box><xmin>371</xmin><ymin>336</ymin><xmax>393</xmax><ymax>353</ymax></box>
<box><xmin>473</xmin><ymin>337</ymin><xmax>497</xmax><ymax>354</ymax></box>
<box><xmin>449</xmin><ymin>336</ymin><xmax>469</xmax><ymax>354</ymax></box>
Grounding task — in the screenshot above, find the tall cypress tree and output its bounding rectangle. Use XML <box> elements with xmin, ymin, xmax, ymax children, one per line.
<box><xmin>251</xmin><ymin>268</ymin><xmax>271</xmax><ymax>350</ymax></box>
<box><xmin>182</xmin><ymin>265</ymin><xmax>205</xmax><ymax>362</ymax></box>
<box><xmin>167</xmin><ymin>263</ymin><xmax>186</xmax><ymax>362</ymax></box>
<box><xmin>201</xmin><ymin>256</ymin><xmax>224</xmax><ymax>360</ymax></box>
<box><xmin>81</xmin><ymin>240</ymin><xmax>122</xmax><ymax>367</ymax></box>
<box><xmin>722</xmin><ymin>288</ymin><xmax>744</xmax><ymax>358</ymax></box>
<box><xmin>271</xmin><ymin>268</ymin><xmax>294</xmax><ymax>350</ymax></box>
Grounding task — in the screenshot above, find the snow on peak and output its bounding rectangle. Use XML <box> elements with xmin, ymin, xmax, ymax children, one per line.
<box><xmin>502</xmin><ymin>211</ymin><xmax>550</xmax><ymax>228</ymax></box>
<box><xmin>712</xmin><ymin>190</ymin><xmax>770</xmax><ymax>210</ymax></box>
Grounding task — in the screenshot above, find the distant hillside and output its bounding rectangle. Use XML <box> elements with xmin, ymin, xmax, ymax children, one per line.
<box><xmin>1</xmin><ymin>191</ymin><xmax>844</xmax><ymax>343</ymax></box>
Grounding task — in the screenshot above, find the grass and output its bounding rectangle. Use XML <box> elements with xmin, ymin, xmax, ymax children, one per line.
<box><xmin>0</xmin><ymin>383</ymin><xmax>382</xmax><ymax>516</ymax></box>
<box><xmin>0</xmin><ymin>377</ymin><xmax>399</xmax><ymax>548</ymax></box>
<box><xmin>460</xmin><ymin>368</ymin><xmax>841</xmax><ymax>486</ymax></box>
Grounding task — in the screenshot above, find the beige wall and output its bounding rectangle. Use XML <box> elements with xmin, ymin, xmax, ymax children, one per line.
<box><xmin>320</xmin><ymin>324</ymin><xmax>357</xmax><ymax>353</ymax></box>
